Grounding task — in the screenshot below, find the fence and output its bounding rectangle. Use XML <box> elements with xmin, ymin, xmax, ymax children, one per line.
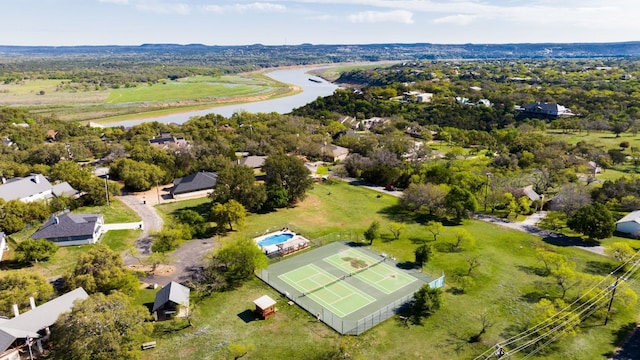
<box><xmin>311</xmin><ymin>230</ymin><xmax>362</xmax><ymax>247</ymax></box>
<box><xmin>257</xmin><ymin>268</ymin><xmax>445</xmax><ymax>335</ymax></box>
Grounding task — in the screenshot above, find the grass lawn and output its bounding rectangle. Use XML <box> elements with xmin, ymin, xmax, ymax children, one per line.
<box><xmin>75</xmin><ymin>198</ymin><xmax>141</xmax><ymax>223</ymax></box>
<box><xmin>106</xmin><ymin>82</ymin><xmax>271</xmax><ymax>104</ymax></box>
<box><xmin>146</xmin><ymin>181</ymin><xmax>640</xmax><ymax>359</ymax></box>
<box><xmin>545</xmin><ymin>130</ymin><xmax>640</xmax><ymax>149</ymax></box>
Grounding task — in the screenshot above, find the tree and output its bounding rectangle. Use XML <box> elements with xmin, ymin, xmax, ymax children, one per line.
<box><xmin>152</xmin><ymin>227</ymin><xmax>188</xmax><ymax>253</ymax></box>
<box><xmin>414</xmin><ymin>243</ymin><xmax>433</xmax><ymax>269</ymax></box>
<box><xmin>211</xmin><ymin>164</ymin><xmax>266</xmax><ymax>212</ymax></box>
<box><xmin>537</xmin><ymin>249</ymin><xmax>572</xmax><ymax>276</ymax></box>
<box><xmin>0</xmin><ymin>271</ymin><xmax>54</xmax><ymax>317</ymax></box>
<box><xmin>452</xmin><ymin>228</ymin><xmax>475</xmax><ymax>252</ymax></box>
<box><xmin>263</xmin><ymin>154</ymin><xmax>314</xmax><ymax>206</ymax></box>
<box><xmin>425</xmin><ymin>221</ymin><xmax>443</xmax><ymax>242</ymax></box>
<box><xmin>401</xmin><ymin>183</ymin><xmax>447</xmax><ymax>215</ymax></box>
<box><xmin>15</xmin><ymin>238</ymin><xmax>58</xmax><ymax>263</ymax></box>
<box><xmin>388</xmin><ymin>222</ymin><xmax>406</xmax><ymax>240</ymax></box>
<box><xmin>228</xmin><ymin>343</ymin><xmax>255</xmax><ymax>360</ymax></box>
<box><xmin>214</xmin><ymin>238</ymin><xmax>268</xmax><ymax>286</ymax></box>
<box><xmin>64</xmin><ymin>244</ymin><xmax>139</xmax><ymax>296</ymax></box>
<box><xmin>411</xmin><ymin>285</ymin><xmax>442</xmax><ymax>324</ymax></box>
<box><xmin>465</xmin><ymin>255</ymin><xmax>481</xmax><ymax>276</ymax></box>
<box><xmin>364</xmin><ymin>220</ymin><xmax>380</xmax><ymax>245</ymax></box>
<box><xmin>211</xmin><ymin>200</ymin><xmax>246</xmax><ymax>232</ymax></box>
<box><xmin>567</xmin><ymin>203</ymin><xmax>615</xmax><ymax>240</ymax></box>
<box><xmin>606</xmin><ymin>242</ymin><xmax>636</xmax><ymax>267</ymax></box>
<box><xmin>550</xmin><ymin>265</ymin><xmax>579</xmax><ymax>299</ymax></box>
<box><xmin>50</xmin><ymin>292</ymin><xmax>152</xmax><ymax>360</ymax></box>
<box><xmin>444</xmin><ymin>186</ymin><xmax>478</xmax><ymax>221</ymax></box>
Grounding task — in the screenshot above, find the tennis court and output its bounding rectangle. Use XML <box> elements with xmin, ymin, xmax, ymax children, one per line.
<box><xmin>323</xmin><ymin>249</ymin><xmax>417</xmax><ymax>294</ymax></box>
<box><xmin>258</xmin><ymin>240</ymin><xmax>444</xmax><ymax>335</ymax></box>
<box><xmin>279</xmin><ymin>264</ymin><xmax>375</xmax><ymax>317</ymax></box>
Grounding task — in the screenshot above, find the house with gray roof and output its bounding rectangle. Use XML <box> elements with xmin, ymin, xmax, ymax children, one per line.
<box><xmin>0</xmin><ymin>174</ymin><xmax>77</xmax><ymax>203</ymax></box>
<box><xmin>0</xmin><ymin>174</ymin><xmax>52</xmax><ymax>203</ymax></box>
<box><xmin>149</xmin><ymin>133</ymin><xmax>190</xmax><ymax>151</ymax></box>
<box><xmin>522</xmin><ymin>102</ymin><xmax>574</xmax><ymax>118</ymax></box>
<box><xmin>31</xmin><ymin>213</ymin><xmax>104</xmax><ymax>246</ymax></box>
<box><xmin>152</xmin><ymin>282</ymin><xmax>190</xmax><ymax>321</ymax></box>
<box><xmin>0</xmin><ymin>288</ymin><xmax>88</xmax><ymax>358</ymax></box>
<box><xmin>171</xmin><ymin>171</ymin><xmax>218</xmax><ymax>199</ymax></box>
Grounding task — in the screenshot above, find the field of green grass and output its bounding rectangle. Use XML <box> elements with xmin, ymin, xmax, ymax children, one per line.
<box><xmin>546</xmin><ymin>130</ymin><xmax>640</xmax><ymax>149</ymax></box>
<box><xmin>147</xmin><ymin>181</ymin><xmax>640</xmax><ymax>359</ymax></box>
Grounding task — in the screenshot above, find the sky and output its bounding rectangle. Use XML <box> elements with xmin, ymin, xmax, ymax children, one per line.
<box><xmin>2</xmin><ymin>0</ymin><xmax>639</xmax><ymax>46</ymax></box>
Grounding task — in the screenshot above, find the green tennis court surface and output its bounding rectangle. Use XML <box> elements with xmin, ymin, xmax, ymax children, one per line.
<box><xmin>323</xmin><ymin>249</ymin><xmax>417</xmax><ymax>294</ymax></box>
<box><xmin>258</xmin><ymin>241</ymin><xmax>442</xmax><ymax>335</ymax></box>
<box><xmin>279</xmin><ymin>263</ymin><xmax>375</xmax><ymax>317</ymax></box>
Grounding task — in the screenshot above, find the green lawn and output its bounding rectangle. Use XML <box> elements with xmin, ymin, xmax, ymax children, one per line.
<box><xmin>75</xmin><ymin>199</ymin><xmax>141</xmax><ymax>223</ymax></box>
<box><xmin>146</xmin><ymin>181</ymin><xmax>640</xmax><ymax>359</ymax></box>
<box><xmin>106</xmin><ymin>82</ymin><xmax>270</xmax><ymax>104</ymax></box>
<box><xmin>545</xmin><ymin>130</ymin><xmax>640</xmax><ymax>149</ymax></box>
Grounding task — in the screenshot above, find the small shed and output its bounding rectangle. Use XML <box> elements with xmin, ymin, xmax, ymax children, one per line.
<box><xmin>152</xmin><ymin>282</ymin><xmax>190</xmax><ymax>321</ymax></box>
<box><xmin>253</xmin><ymin>295</ymin><xmax>277</xmax><ymax>320</ymax></box>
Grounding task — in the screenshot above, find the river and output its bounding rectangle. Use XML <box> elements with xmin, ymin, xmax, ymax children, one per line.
<box><xmin>106</xmin><ymin>67</ymin><xmax>340</xmax><ymax>127</ymax></box>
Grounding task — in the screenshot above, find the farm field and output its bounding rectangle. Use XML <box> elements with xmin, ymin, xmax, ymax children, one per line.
<box><xmin>147</xmin><ymin>181</ymin><xmax>639</xmax><ymax>359</ymax></box>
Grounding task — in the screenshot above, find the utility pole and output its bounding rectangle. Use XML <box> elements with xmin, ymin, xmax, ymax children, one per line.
<box><xmin>104</xmin><ymin>174</ymin><xmax>110</xmax><ymax>207</ymax></box>
<box><xmin>484</xmin><ymin>172</ymin><xmax>491</xmax><ymax>212</ymax></box>
<box><xmin>156</xmin><ymin>177</ymin><xmax>161</xmax><ymax>204</ymax></box>
<box><xmin>604</xmin><ymin>276</ymin><xmax>621</xmax><ymax>326</ymax></box>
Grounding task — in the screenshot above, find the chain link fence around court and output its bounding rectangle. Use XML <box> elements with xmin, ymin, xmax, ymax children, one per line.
<box><xmin>257</xmin><ymin>268</ymin><xmax>445</xmax><ymax>335</ymax></box>
<box><xmin>256</xmin><ymin>232</ymin><xmax>445</xmax><ymax>335</ymax></box>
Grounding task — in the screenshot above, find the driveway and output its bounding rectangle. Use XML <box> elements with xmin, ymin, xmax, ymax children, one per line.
<box><xmin>118</xmin><ymin>194</ymin><xmax>164</xmax><ymax>262</ymax></box>
<box><xmin>474</xmin><ymin>212</ymin><xmax>606</xmax><ymax>256</ymax></box>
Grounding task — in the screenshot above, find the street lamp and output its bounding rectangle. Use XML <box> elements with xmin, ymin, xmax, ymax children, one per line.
<box><xmin>104</xmin><ymin>174</ymin><xmax>110</xmax><ymax>207</ymax></box>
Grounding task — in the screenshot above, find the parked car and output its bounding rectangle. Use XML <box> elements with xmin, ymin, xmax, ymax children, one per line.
<box><xmin>385</xmin><ymin>184</ymin><xmax>397</xmax><ymax>191</ymax></box>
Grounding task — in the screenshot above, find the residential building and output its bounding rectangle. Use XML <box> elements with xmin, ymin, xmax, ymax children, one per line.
<box><xmin>152</xmin><ymin>282</ymin><xmax>190</xmax><ymax>321</ymax></box>
<box><xmin>170</xmin><ymin>171</ymin><xmax>218</xmax><ymax>199</ymax></box>
<box><xmin>522</xmin><ymin>102</ymin><xmax>574</xmax><ymax>117</ymax></box>
<box><xmin>237</xmin><ymin>155</ymin><xmax>267</xmax><ymax>169</ymax></box>
<box><xmin>31</xmin><ymin>213</ymin><xmax>104</xmax><ymax>246</ymax></box>
<box><xmin>361</xmin><ymin>117</ymin><xmax>389</xmax><ymax>130</ymax></box>
<box><xmin>0</xmin><ymin>288</ymin><xmax>89</xmax><ymax>358</ymax></box>
<box><xmin>149</xmin><ymin>133</ymin><xmax>190</xmax><ymax>150</ymax></box>
<box><xmin>320</xmin><ymin>145</ymin><xmax>349</xmax><ymax>162</ymax></box>
<box><xmin>616</xmin><ymin>210</ymin><xmax>640</xmax><ymax>236</ymax></box>
<box><xmin>0</xmin><ymin>174</ymin><xmax>77</xmax><ymax>203</ymax></box>
<box><xmin>0</xmin><ymin>233</ymin><xmax>5</xmax><ymax>262</ymax></box>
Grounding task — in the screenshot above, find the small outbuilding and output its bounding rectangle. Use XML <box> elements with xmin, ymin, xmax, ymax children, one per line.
<box><xmin>616</xmin><ymin>210</ymin><xmax>640</xmax><ymax>237</ymax></box>
<box><xmin>152</xmin><ymin>282</ymin><xmax>190</xmax><ymax>321</ymax></box>
<box><xmin>253</xmin><ymin>295</ymin><xmax>277</xmax><ymax>320</ymax></box>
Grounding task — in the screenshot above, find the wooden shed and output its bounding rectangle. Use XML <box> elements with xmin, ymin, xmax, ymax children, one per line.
<box><xmin>253</xmin><ymin>295</ymin><xmax>276</xmax><ymax>320</ymax></box>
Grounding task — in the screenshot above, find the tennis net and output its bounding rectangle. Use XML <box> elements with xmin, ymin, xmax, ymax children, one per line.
<box><xmin>349</xmin><ymin>257</ymin><xmax>385</xmax><ymax>277</ymax></box>
<box><xmin>300</xmin><ymin>275</ymin><xmax>348</xmax><ymax>297</ymax></box>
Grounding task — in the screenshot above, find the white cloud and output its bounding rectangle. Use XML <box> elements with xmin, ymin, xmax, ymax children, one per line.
<box><xmin>203</xmin><ymin>2</ymin><xmax>286</xmax><ymax>14</ymax></box>
<box><xmin>348</xmin><ymin>10</ymin><xmax>414</xmax><ymax>24</ymax></box>
<box><xmin>135</xmin><ymin>2</ymin><xmax>191</xmax><ymax>14</ymax></box>
<box><xmin>433</xmin><ymin>14</ymin><xmax>475</xmax><ymax>25</ymax></box>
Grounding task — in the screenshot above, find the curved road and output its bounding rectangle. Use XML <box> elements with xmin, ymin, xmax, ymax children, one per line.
<box><xmin>117</xmin><ymin>194</ymin><xmax>164</xmax><ymax>263</ymax></box>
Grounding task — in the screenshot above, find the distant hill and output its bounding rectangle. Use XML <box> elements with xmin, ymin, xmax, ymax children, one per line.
<box><xmin>1</xmin><ymin>42</ymin><xmax>639</xmax><ymax>63</ymax></box>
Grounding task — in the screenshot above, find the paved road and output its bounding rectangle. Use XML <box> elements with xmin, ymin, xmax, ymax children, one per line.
<box><xmin>117</xmin><ymin>194</ymin><xmax>164</xmax><ymax>263</ymax></box>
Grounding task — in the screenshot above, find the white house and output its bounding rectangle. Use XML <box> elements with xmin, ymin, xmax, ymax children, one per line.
<box><xmin>0</xmin><ymin>175</ymin><xmax>53</xmax><ymax>203</ymax></box>
<box><xmin>0</xmin><ymin>232</ymin><xmax>5</xmax><ymax>262</ymax></box>
<box><xmin>616</xmin><ymin>210</ymin><xmax>640</xmax><ymax>236</ymax></box>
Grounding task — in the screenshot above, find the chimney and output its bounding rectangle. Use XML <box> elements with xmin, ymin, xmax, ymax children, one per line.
<box><xmin>29</xmin><ymin>297</ymin><xmax>36</xmax><ymax>310</ymax></box>
<box><xmin>12</xmin><ymin>304</ymin><xmax>19</xmax><ymax>317</ymax></box>
<box><xmin>54</xmin><ymin>216</ymin><xmax>59</xmax><ymax>225</ymax></box>
<box><xmin>33</xmin><ymin>174</ymin><xmax>40</xmax><ymax>184</ymax></box>
<box><xmin>1</xmin><ymin>177</ymin><xmax>5</xmax><ymax>184</ymax></box>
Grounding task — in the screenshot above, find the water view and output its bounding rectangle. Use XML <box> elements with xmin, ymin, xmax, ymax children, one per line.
<box><xmin>106</xmin><ymin>67</ymin><xmax>339</xmax><ymax>127</ymax></box>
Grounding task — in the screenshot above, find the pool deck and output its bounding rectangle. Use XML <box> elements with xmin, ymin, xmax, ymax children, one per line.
<box><xmin>254</xmin><ymin>229</ymin><xmax>309</xmax><ymax>256</ymax></box>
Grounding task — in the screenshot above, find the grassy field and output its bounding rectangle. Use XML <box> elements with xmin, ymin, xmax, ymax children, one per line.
<box><xmin>2</xmin><ymin>72</ymin><xmax>297</xmax><ymax>122</ymax></box>
<box><xmin>546</xmin><ymin>130</ymin><xmax>640</xmax><ymax>149</ymax></box>
<box><xmin>146</xmin><ymin>181</ymin><xmax>640</xmax><ymax>359</ymax></box>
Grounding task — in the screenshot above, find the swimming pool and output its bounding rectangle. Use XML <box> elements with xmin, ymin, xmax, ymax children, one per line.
<box><xmin>258</xmin><ymin>233</ymin><xmax>294</xmax><ymax>247</ymax></box>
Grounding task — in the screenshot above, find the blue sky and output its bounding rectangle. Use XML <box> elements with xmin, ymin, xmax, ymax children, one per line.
<box><xmin>2</xmin><ymin>0</ymin><xmax>639</xmax><ymax>46</ymax></box>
